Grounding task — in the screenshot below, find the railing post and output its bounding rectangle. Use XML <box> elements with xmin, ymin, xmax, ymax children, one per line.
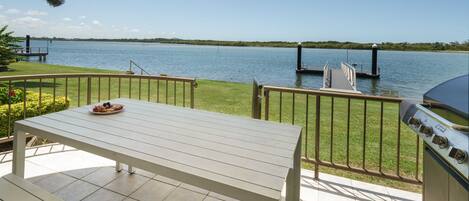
<box><xmin>251</xmin><ymin>79</ymin><xmax>262</xmax><ymax>119</ymax></box>
<box><xmin>264</xmin><ymin>89</ymin><xmax>270</xmax><ymax>120</ymax></box>
<box><xmin>314</xmin><ymin>95</ymin><xmax>321</xmax><ymax>179</ymax></box>
<box><xmin>87</xmin><ymin>76</ymin><xmax>92</xmax><ymax>105</ymax></box>
<box><xmin>190</xmin><ymin>80</ymin><xmax>196</xmax><ymax>109</ymax></box>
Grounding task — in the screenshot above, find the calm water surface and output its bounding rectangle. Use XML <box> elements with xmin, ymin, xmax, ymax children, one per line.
<box><xmin>26</xmin><ymin>40</ymin><xmax>468</xmax><ymax>99</ymax></box>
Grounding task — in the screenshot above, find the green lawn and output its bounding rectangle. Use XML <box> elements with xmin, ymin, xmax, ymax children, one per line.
<box><xmin>1</xmin><ymin>62</ymin><xmax>422</xmax><ymax>192</ymax></box>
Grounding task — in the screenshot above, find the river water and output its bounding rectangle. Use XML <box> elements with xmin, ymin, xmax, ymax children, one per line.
<box><xmin>25</xmin><ymin>40</ymin><xmax>469</xmax><ymax>98</ymax></box>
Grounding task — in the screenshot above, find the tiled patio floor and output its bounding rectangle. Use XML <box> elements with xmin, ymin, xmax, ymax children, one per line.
<box><xmin>0</xmin><ymin>144</ymin><xmax>421</xmax><ymax>201</ymax></box>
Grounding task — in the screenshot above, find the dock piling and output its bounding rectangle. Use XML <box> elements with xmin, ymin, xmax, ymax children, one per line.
<box><xmin>25</xmin><ymin>35</ymin><xmax>31</xmax><ymax>53</ymax></box>
<box><xmin>372</xmin><ymin>44</ymin><xmax>378</xmax><ymax>76</ymax></box>
<box><xmin>297</xmin><ymin>42</ymin><xmax>302</xmax><ymax>71</ymax></box>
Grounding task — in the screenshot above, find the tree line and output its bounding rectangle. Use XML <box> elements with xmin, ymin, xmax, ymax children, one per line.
<box><xmin>26</xmin><ymin>37</ymin><xmax>469</xmax><ymax>52</ymax></box>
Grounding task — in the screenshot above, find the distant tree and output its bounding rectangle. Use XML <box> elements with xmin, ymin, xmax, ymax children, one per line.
<box><xmin>0</xmin><ymin>26</ymin><xmax>21</xmax><ymax>70</ymax></box>
<box><xmin>46</xmin><ymin>0</ymin><xmax>65</xmax><ymax>7</ymax></box>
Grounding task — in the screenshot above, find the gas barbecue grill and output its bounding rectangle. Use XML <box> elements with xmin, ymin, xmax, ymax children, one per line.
<box><xmin>400</xmin><ymin>74</ymin><xmax>468</xmax><ymax>201</ymax></box>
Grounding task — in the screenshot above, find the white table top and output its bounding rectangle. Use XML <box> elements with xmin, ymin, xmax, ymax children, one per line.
<box><xmin>15</xmin><ymin>98</ymin><xmax>302</xmax><ymax>200</ymax></box>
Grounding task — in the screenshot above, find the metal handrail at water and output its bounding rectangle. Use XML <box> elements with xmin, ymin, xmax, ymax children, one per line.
<box><xmin>322</xmin><ymin>63</ymin><xmax>330</xmax><ymax>88</ymax></box>
<box><xmin>129</xmin><ymin>60</ymin><xmax>151</xmax><ymax>75</ymax></box>
<box><xmin>0</xmin><ymin>73</ymin><xmax>197</xmax><ymax>144</ymax></box>
<box><xmin>341</xmin><ymin>62</ymin><xmax>357</xmax><ymax>90</ymax></box>
<box><xmin>14</xmin><ymin>47</ymin><xmax>49</xmax><ymax>54</ymax></box>
<box><xmin>252</xmin><ymin>84</ymin><xmax>422</xmax><ymax>185</ymax></box>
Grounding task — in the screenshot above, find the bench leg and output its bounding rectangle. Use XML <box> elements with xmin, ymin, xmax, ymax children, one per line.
<box><xmin>285</xmin><ymin>135</ymin><xmax>301</xmax><ymax>201</ymax></box>
<box><xmin>13</xmin><ymin>130</ymin><xmax>26</xmax><ymax>178</ymax></box>
<box><xmin>115</xmin><ymin>161</ymin><xmax>122</xmax><ymax>172</ymax></box>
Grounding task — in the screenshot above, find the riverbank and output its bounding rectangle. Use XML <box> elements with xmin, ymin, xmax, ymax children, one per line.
<box><xmin>1</xmin><ymin>62</ymin><xmax>422</xmax><ymax>192</ymax></box>
<box><xmin>29</xmin><ymin>37</ymin><xmax>469</xmax><ymax>52</ymax></box>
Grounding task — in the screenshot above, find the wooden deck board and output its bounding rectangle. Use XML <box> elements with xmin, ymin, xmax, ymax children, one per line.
<box><xmin>330</xmin><ymin>69</ymin><xmax>354</xmax><ymax>91</ymax></box>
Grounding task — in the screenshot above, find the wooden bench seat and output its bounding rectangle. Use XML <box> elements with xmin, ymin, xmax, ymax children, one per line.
<box><xmin>0</xmin><ymin>174</ymin><xmax>62</xmax><ymax>201</ymax></box>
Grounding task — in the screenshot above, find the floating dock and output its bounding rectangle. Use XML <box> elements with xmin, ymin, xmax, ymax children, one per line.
<box><xmin>295</xmin><ymin>43</ymin><xmax>380</xmax><ymax>78</ymax></box>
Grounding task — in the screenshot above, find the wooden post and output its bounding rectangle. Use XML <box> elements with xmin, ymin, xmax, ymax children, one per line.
<box><xmin>372</xmin><ymin>44</ymin><xmax>378</xmax><ymax>76</ymax></box>
<box><xmin>25</xmin><ymin>35</ymin><xmax>30</xmax><ymax>53</ymax></box>
<box><xmin>251</xmin><ymin>79</ymin><xmax>262</xmax><ymax>119</ymax></box>
<box><xmin>87</xmin><ymin>77</ymin><xmax>92</xmax><ymax>105</ymax></box>
<box><xmin>190</xmin><ymin>80</ymin><xmax>196</xmax><ymax>109</ymax></box>
<box><xmin>296</xmin><ymin>42</ymin><xmax>302</xmax><ymax>71</ymax></box>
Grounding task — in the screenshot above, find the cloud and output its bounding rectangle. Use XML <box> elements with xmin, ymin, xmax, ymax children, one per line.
<box><xmin>79</xmin><ymin>16</ymin><xmax>86</xmax><ymax>19</ymax></box>
<box><xmin>5</xmin><ymin>8</ymin><xmax>20</xmax><ymax>14</ymax></box>
<box><xmin>92</xmin><ymin>20</ymin><xmax>101</xmax><ymax>25</ymax></box>
<box><xmin>63</xmin><ymin>17</ymin><xmax>72</xmax><ymax>21</ymax></box>
<box><xmin>130</xmin><ymin>28</ymin><xmax>140</xmax><ymax>33</ymax></box>
<box><xmin>80</xmin><ymin>22</ymin><xmax>85</xmax><ymax>26</ymax></box>
<box><xmin>0</xmin><ymin>5</ymin><xmax>3</xmax><ymax>10</ymax></box>
<box><xmin>26</xmin><ymin>10</ymin><xmax>48</xmax><ymax>16</ymax></box>
<box><xmin>12</xmin><ymin>16</ymin><xmax>47</xmax><ymax>28</ymax></box>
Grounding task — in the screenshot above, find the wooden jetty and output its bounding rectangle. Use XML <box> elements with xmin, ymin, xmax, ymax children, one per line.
<box><xmin>15</xmin><ymin>35</ymin><xmax>48</xmax><ymax>61</ymax></box>
<box><xmin>295</xmin><ymin>43</ymin><xmax>380</xmax><ymax>78</ymax></box>
<box><xmin>15</xmin><ymin>49</ymin><xmax>48</xmax><ymax>61</ymax></box>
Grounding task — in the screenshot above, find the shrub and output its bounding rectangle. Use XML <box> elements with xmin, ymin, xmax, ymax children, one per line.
<box><xmin>0</xmin><ymin>88</ymin><xmax>25</xmax><ymax>105</ymax></box>
<box><xmin>0</xmin><ymin>91</ymin><xmax>69</xmax><ymax>138</ymax></box>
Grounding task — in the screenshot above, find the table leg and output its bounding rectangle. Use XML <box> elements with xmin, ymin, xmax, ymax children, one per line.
<box><xmin>128</xmin><ymin>165</ymin><xmax>135</xmax><ymax>174</ymax></box>
<box><xmin>115</xmin><ymin>161</ymin><xmax>122</xmax><ymax>172</ymax></box>
<box><xmin>285</xmin><ymin>135</ymin><xmax>301</xmax><ymax>201</ymax></box>
<box><xmin>13</xmin><ymin>130</ymin><xmax>26</xmax><ymax>178</ymax></box>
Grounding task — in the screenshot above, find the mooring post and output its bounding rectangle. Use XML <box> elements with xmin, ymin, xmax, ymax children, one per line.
<box><xmin>371</xmin><ymin>43</ymin><xmax>378</xmax><ymax>76</ymax></box>
<box><xmin>25</xmin><ymin>35</ymin><xmax>31</xmax><ymax>53</ymax></box>
<box><xmin>297</xmin><ymin>42</ymin><xmax>302</xmax><ymax>71</ymax></box>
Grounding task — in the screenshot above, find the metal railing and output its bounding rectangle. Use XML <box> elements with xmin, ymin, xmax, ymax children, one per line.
<box><xmin>0</xmin><ymin>73</ymin><xmax>197</xmax><ymax>143</ymax></box>
<box><xmin>350</xmin><ymin>63</ymin><xmax>380</xmax><ymax>75</ymax></box>
<box><xmin>341</xmin><ymin>62</ymin><xmax>357</xmax><ymax>90</ymax></box>
<box><xmin>14</xmin><ymin>47</ymin><xmax>49</xmax><ymax>54</ymax></box>
<box><xmin>252</xmin><ymin>83</ymin><xmax>422</xmax><ymax>185</ymax></box>
<box><xmin>129</xmin><ymin>60</ymin><xmax>151</xmax><ymax>75</ymax></box>
<box><xmin>322</xmin><ymin>63</ymin><xmax>330</xmax><ymax>88</ymax></box>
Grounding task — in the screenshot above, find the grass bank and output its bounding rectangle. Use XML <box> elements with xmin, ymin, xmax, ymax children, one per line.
<box><xmin>1</xmin><ymin>62</ymin><xmax>422</xmax><ymax>192</ymax></box>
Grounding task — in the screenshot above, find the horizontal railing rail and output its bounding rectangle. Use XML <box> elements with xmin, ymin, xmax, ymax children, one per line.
<box><xmin>14</xmin><ymin>47</ymin><xmax>49</xmax><ymax>54</ymax></box>
<box><xmin>0</xmin><ymin>73</ymin><xmax>195</xmax><ymax>82</ymax></box>
<box><xmin>253</xmin><ymin>84</ymin><xmax>422</xmax><ymax>185</ymax></box>
<box><xmin>0</xmin><ymin>73</ymin><xmax>197</xmax><ymax>145</ymax></box>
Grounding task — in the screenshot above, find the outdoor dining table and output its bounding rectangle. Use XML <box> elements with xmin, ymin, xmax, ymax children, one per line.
<box><xmin>12</xmin><ymin>98</ymin><xmax>302</xmax><ymax>201</ymax></box>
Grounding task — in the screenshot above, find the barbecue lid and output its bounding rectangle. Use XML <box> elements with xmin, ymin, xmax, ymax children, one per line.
<box><xmin>424</xmin><ymin>74</ymin><xmax>469</xmax><ymax>119</ymax></box>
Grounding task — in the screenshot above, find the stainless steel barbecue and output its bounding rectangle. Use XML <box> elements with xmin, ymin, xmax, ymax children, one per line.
<box><xmin>401</xmin><ymin>74</ymin><xmax>468</xmax><ymax>201</ymax></box>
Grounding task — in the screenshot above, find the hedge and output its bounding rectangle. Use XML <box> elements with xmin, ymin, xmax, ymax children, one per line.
<box><xmin>0</xmin><ymin>91</ymin><xmax>69</xmax><ymax>138</ymax></box>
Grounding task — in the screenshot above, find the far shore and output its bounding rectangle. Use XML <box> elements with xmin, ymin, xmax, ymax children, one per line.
<box><xmin>23</xmin><ymin>37</ymin><xmax>469</xmax><ymax>53</ymax></box>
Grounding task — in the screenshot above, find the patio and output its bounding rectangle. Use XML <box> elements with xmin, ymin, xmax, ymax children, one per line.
<box><xmin>0</xmin><ymin>143</ymin><xmax>421</xmax><ymax>201</ymax></box>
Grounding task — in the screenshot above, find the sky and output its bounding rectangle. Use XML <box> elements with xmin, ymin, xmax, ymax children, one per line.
<box><xmin>0</xmin><ymin>0</ymin><xmax>468</xmax><ymax>43</ymax></box>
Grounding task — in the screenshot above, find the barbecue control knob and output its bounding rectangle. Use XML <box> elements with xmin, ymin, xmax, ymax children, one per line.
<box><xmin>419</xmin><ymin>125</ymin><xmax>433</xmax><ymax>137</ymax></box>
<box><xmin>408</xmin><ymin>117</ymin><xmax>421</xmax><ymax>127</ymax></box>
<box><xmin>449</xmin><ymin>148</ymin><xmax>468</xmax><ymax>164</ymax></box>
<box><xmin>432</xmin><ymin>135</ymin><xmax>448</xmax><ymax>149</ymax></box>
